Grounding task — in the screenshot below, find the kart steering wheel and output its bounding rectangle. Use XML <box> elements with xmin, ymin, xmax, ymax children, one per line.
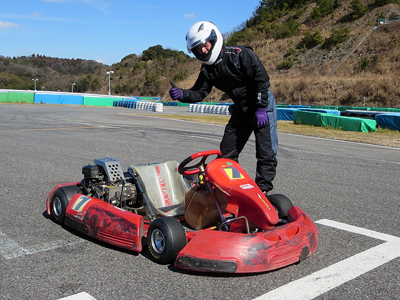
<box><xmin>178</xmin><ymin>150</ymin><xmax>222</xmax><ymax>176</ymax></box>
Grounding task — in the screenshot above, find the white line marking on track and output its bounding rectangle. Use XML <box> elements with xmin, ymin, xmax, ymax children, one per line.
<box><xmin>57</xmin><ymin>292</ymin><xmax>96</xmax><ymax>300</ymax></box>
<box><xmin>253</xmin><ymin>219</ymin><xmax>400</xmax><ymax>300</ymax></box>
<box><xmin>316</xmin><ymin>219</ymin><xmax>399</xmax><ymax>242</ymax></box>
<box><xmin>0</xmin><ymin>230</ymin><xmax>80</xmax><ymax>259</ymax></box>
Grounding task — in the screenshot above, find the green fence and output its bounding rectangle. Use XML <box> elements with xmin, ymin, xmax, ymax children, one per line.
<box><xmin>0</xmin><ymin>91</ymin><xmax>35</xmax><ymax>103</ymax></box>
<box><xmin>82</xmin><ymin>96</ymin><xmax>117</xmax><ymax>107</ymax></box>
<box><xmin>0</xmin><ymin>92</ymin><xmax>7</xmax><ymax>102</ymax></box>
<box><xmin>294</xmin><ymin>111</ymin><xmax>377</xmax><ymax>132</ymax></box>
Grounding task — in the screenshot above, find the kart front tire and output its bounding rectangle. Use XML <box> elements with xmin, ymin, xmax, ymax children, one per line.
<box><xmin>50</xmin><ymin>185</ymin><xmax>81</xmax><ymax>225</ymax></box>
<box><xmin>267</xmin><ymin>194</ymin><xmax>293</xmax><ymax>220</ymax></box>
<box><xmin>148</xmin><ymin>217</ymin><xmax>186</xmax><ymax>264</ymax></box>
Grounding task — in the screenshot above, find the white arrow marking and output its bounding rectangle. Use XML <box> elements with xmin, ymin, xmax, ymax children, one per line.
<box><xmin>57</xmin><ymin>292</ymin><xmax>96</xmax><ymax>300</ymax></box>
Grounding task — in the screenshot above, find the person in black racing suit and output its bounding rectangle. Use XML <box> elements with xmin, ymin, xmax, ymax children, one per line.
<box><xmin>169</xmin><ymin>21</ymin><xmax>277</xmax><ymax>193</ymax></box>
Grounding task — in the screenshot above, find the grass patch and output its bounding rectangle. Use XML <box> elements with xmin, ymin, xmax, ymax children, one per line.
<box><xmin>136</xmin><ymin>113</ymin><xmax>400</xmax><ymax>148</ymax></box>
<box><xmin>277</xmin><ymin>121</ymin><xmax>400</xmax><ymax>148</ymax></box>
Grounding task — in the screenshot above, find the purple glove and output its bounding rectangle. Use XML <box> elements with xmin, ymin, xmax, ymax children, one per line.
<box><xmin>169</xmin><ymin>88</ymin><xmax>183</xmax><ymax>100</ymax></box>
<box><xmin>255</xmin><ymin>108</ymin><xmax>268</xmax><ymax>128</ymax></box>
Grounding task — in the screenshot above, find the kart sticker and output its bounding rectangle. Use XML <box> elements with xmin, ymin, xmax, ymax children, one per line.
<box><xmin>155</xmin><ymin>165</ymin><xmax>172</xmax><ymax>206</ymax></box>
<box><xmin>72</xmin><ymin>196</ymin><xmax>91</xmax><ymax>212</ymax></box>
<box><xmin>224</xmin><ymin>167</ymin><xmax>245</xmax><ymax>180</ymax></box>
<box><xmin>240</xmin><ymin>184</ymin><xmax>254</xmax><ymax>190</ymax></box>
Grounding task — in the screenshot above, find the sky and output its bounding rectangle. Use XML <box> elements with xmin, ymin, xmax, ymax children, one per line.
<box><xmin>0</xmin><ymin>0</ymin><xmax>261</xmax><ymax>66</ymax></box>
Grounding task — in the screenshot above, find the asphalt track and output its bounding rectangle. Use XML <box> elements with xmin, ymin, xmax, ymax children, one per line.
<box><xmin>0</xmin><ymin>103</ymin><xmax>399</xmax><ymax>300</ymax></box>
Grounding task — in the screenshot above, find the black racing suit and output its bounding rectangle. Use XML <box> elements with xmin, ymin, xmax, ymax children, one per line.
<box><xmin>180</xmin><ymin>45</ymin><xmax>278</xmax><ymax>192</ymax></box>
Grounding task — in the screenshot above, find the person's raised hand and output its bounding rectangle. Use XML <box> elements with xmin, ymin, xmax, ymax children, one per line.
<box><xmin>169</xmin><ymin>81</ymin><xmax>183</xmax><ymax>100</ymax></box>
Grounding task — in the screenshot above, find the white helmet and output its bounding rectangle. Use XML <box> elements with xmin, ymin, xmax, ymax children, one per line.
<box><xmin>186</xmin><ymin>21</ymin><xmax>223</xmax><ymax>65</ymax></box>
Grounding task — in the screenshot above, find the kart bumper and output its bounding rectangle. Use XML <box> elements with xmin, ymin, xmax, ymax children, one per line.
<box><xmin>175</xmin><ymin>206</ymin><xmax>318</xmax><ymax>273</ymax></box>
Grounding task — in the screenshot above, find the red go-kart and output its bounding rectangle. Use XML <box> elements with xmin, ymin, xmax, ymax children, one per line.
<box><xmin>47</xmin><ymin>150</ymin><xmax>318</xmax><ymax>273</ymax></box>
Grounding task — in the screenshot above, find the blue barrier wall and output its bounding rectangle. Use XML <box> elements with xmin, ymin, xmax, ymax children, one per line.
<box><xmin>277</xmin><ymin>108</ymin><xmax>297</xmax><ymax>121</ymax></box>
<box><xmin>35</xmin><ymin>94</ymin><xmax>83</xmax><ymax>105</ymax></box>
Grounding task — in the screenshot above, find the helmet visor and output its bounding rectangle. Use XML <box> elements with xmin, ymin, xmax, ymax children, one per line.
<box><xmin>188</xmin><ymin>29</ymin><xmax>217</xmax><ymax>53</ymax></box>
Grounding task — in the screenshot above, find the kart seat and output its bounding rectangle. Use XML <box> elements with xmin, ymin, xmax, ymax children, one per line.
<box><xmin>129</xmin><ymin>161</ymin><xmax>189</xmax><ymax>217</ymax></box>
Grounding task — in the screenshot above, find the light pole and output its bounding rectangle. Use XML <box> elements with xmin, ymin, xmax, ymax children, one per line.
<box><xmin>106</xmin><ymin>71</ymin><xmax>114</xmax><ymax>95</ymax></box>
<box><xmin>72</xmin><ymin>82</ymin><xmax>75</xmax><ymax>93</ymax></box>
<box><xmin>32</xmin><ymin>78</ymin><xmax>38</xmax><ymax>91</ymax></box>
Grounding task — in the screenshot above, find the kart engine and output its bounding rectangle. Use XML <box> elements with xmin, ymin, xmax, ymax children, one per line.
<box><xmin>81</xmin><ymin>158</ymin><xmax>139</xmax><ymax>211</ymax></box>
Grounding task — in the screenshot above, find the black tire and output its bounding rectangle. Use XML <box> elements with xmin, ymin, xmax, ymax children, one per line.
<box><xmin>50</xmin><ymin>185</ymin><xmax>81</xmax><ymax>224</ymax></box>
<box><xmin>267</xmin><ymin>194</ymin><xmax>293</xmax><ymax>220</ymax></box>
<box><xmin>148</xmin><ymin>217</ymin><xmax>186</xmax><ymax>264</ymax></box>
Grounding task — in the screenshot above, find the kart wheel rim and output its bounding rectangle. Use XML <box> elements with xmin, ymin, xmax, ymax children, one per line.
<box><xmin>52</xmin><ymin>197</ymin><xmax>62</xmax><ymax>217</ymax></box>
<box><xmin>151</xmin><ymin>229</ymin><xmax>165</xmax><ymax>254</ymax></box>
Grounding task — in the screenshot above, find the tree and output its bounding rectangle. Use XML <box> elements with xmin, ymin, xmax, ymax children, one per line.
<box><xmin>248</xmin><ymin>0</ymin><xmax>309</xmax><ymax>27</ymax></box>
<box><xmin>90</xmin><ymin>77</ymin><xmax>102</xmax><ymax>91</ymax></box>
<box><xmin>141</xmin><ymin>45</ymin><xmax>189</xmax><ymax>62</ymax></box>
<box><xmin>0</xmin><ymin>73</ymin><xmax>31</xmax><ymax>89</ymax></box>
<box><xmin>322</xmin><ymin>26</ymin><xmax>350</xmax><ymax>49</ymax></box>
<box><xmin>297</xmin><ymin>30</ymin><xmax>324</xmax><ymax>50</ymax></box>
<box><xmin>351</xmin><ymin>0</ymin><xmax>368</xmax><ymax>19</ymax></box>
<box><xmin>311</xmin><ymin>0</ymin><xmax>334</xmax><ymax>21</ymax></box>
<box><xmin>76</xmin><ymin>75</ymin><xmax>91</xmax><ymax>92</ymax></box>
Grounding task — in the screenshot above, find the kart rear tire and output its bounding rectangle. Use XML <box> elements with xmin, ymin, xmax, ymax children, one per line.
<box><xmin>267</xmin><ymin>194</ymin><xmax>293</xmax><ymax>220</ymax></box>
<box><xmin>50</xmin><ymin>185</ymin><xmax>81</xmax><ymax>225</ymax></box>
<box><xmin>148</xmin><ymin>217</ymin><xmax>186</xmax><ymax>265</ymax></box>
